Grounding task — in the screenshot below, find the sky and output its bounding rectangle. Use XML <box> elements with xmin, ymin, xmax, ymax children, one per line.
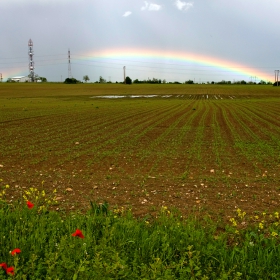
<box><xmin>0</xmin><ymin>0</ymin><xmax>279</xmax><ymax>83</ymax></box>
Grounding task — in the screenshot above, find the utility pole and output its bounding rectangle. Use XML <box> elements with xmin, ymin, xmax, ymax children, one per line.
<box><xmin>275</xmin><ymin>70</ymin><xmax>279</xmax><ymax>86</ymax></box>
<box><xmin>0</xmin><ymin>73</ymin><xmax>2</xmax><ymax>82</ymax></box>
<box><xmin>123</xmin><ymin>66</ymin><xmax>126</xmax><ymax>84</ymax></box>
<box><xmin>68</xmin><ymin>49</ymin><xmax>72</xmax><ymax>79</ymax></box>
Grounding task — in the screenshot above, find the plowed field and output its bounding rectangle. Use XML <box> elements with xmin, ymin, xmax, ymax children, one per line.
<box><xmin>1</xmin><ymin>83</ymin><xmax>280</xmax><ymax>218</ymax></box>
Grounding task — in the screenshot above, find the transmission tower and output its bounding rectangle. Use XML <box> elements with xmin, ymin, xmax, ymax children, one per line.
<box><xmin>123</xmin><ymin>66</ymin><xmax>126</xmax><ymax>84</ymax></box>
<box><xmin>68</xmin><ymin>49</ymin><xmax>72</xmax><ymax>79</ymax></box>
<box><xmin>28</xmin><ymin>39</ymin><xmax>35</xmax><ymax>82</ymax></box>
<box><xmin>275</xmin><ymin>70</ymin><xmax>279</xmax><ymax>86</ymax></box>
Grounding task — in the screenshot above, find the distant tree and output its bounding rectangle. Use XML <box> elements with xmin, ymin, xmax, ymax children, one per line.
<box><xmin>240</xmin><ymin>80</ymin><xmax>247</xmax><ymax>84</ymax></box>
<box><xmin>40</xmin><ymin>77</ymin><xmax>47</xmax><ymax>82</ymax></box>
<box><xmin>185</xmin><ymin>80</ymin><xmax>194</xmax><ymax>84</ymax></box>
<box><xmin>83</xmin><ymin>75</ymin><xmax>90</xmax><ymax>83</ymax></box>
<box><xmin>125</xmin><ymin>76</ymin><xmax>132</xmax><ymax>84</ymax></box>
<box><xmin>64</xmin><ymin>78</ymin><xmax>80</xmax><ymax>84</ymax></box>
<box><xmin>99</xmin><ymin>76</ymin><xmax>106</xmax><ymax>83</ymax></box>
<box><xmin>162</xmin><ymin>79</ymin><xmax>166</xmax><ymax>84</ymax></box>
<box><xmin>258</xmin><ymin>80</ymin><xmax>266</xmax><ymax>85</ymax></box>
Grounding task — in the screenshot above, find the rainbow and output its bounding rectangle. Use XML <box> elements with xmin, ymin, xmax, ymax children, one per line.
<box><xmin>79</xmin><ymin>48</ymin><xmax>273</xmax><ymax>82</ymax></box>
<box><xmin>2</xmin><ymin>67</ymin><xmax>27</xmax><ymax>81</ymax></box>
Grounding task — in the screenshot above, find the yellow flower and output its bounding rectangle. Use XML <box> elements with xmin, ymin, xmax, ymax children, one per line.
<box><xmin>254</xmin><ymin>215</ymin><xmax>259</xmax><ymax>220</ymax></box>
<box><xmin>53</xmin><ymin>189</ymin><xmax>57</xmax><ymax>193</ymax></box>
<box><xmin>5</xmin><ymin>185</ymin><xmax>10</xmax><ymax>189</ymax></box>
<box><xmin>271</xmin><ymin>232</ymin><xmax>278</xmax><ymax>237</ymax></box>
<box><xmin>235</xmin><ymin>230</ymin><xmax>239</xmax><ymax>234</ymax></box>
<box><xmin>275</xmin><ymin>212</ymin><xmax>279</xmax><ymax>219</ymax></box>
<box><xmin>259</xmin><ymin>222</ymin><xmax>264</xmax><ymax>229</ymax></box>
<box><xmin>42</xmin><ymin>190</ymin><xmax>46</xmax><ymax>197</ymax></box>
<box><xmin>230</xmin><ymin>218</ymin><xmax>237</xmax><ymax>227</ymax></box>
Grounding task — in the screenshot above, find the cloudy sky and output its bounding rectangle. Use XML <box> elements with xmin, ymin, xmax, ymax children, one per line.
<box><xmin>0</xmin><ymin>0</ymin><xmax>279</xmax><ymax>83</ymax></box>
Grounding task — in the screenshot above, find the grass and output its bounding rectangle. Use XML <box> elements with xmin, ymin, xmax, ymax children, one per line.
<box><xmin>1</xmin><ymin>197</ymin><xmax>280</xmax><ymax>279</ymax></box>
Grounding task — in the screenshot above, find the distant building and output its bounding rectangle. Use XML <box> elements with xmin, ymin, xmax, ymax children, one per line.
<box><xmin>11</xmin><ymin>76</ymin><xmax>29</xmax><ymax>82</ymax></box>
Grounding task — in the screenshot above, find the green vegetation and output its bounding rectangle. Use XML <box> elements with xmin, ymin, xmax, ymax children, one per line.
<box><xmin>1</xmin><ymin>195</ymin><xmax>280</xmax><ymax>279</ymax></box>
<box><xmin>64</xmin><ymin>78</ymin><xmax>81</xmax><ymax>84</ymax></box>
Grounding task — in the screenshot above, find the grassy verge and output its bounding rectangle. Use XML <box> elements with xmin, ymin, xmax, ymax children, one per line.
<box><xmin>0</xmin><ymin>195</ymin><xmax>280</xmax><ymax>279</ymax></box>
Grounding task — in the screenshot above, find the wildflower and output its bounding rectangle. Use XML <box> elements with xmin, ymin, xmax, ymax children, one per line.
<box><xmin>71</xmin><ymin>229</ymin><xmax>84</xmax><ymax>238</ymax></box>
<box><xmin>271</xmin><ymin>232</ymin><xmax>278</xmax><ymax>237</ymax></box>
<box><xmin>259</xmin><ymin>222</ymin><xmax>264</xmax><ymax>229</ymax></box>
<box><xmin>11</xmin><ymin>248</ymin><xmax>21</xmax><ymax>256</ymax></box>
<box><xmin>27</xmin><ymin>201</ymin><xmax>34</xmax><ymax>209</ymax></box>
<box><xmin>0</xmin><ymin>263</ymin><xmax>7</xmax><ymax>270</ymax></box>
<box><xmin>275</xmin><ymin>212</ymin><xmax>279</xmax><ymax>219</ymax></box>
<box><xmin>6</xmin><ymin>267</ymin><xmax>15</xmax><ymax>276</ymax></box>
<box><xmin>53</xmin><ymin>189</ymin><xmax>57</xmax><ymax>193</ymax></box>
<box><xmin>229</xmin><ymin>218</ymin><xmax>237</xmax><ymax>227</ymax></box>
<box><xmin>42</xmin><ymin>190</ymin><xmax>46</xmax><ymax>197</ymax></box>
<box><xmin>5</xmin><ymin>185</ymin><xmax>9</xmax><ymax>189</ymax></box>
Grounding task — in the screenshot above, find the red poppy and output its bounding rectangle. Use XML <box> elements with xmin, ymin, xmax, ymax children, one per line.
<box><xmin>0</xmin><ymin>263</ymin><xmax>7</xmax><ymax>271</ymax></box>
<box><xmin>6</xmin><ymin>266</ymin><xmax>15</xmax><ymax>275</ymax></box>
<box><xmin>71</xmin><ymin>229</ymin><xmax>84</xmax><ymax>238</ymax></box>
<box><xmin>11</xmin><ymin>248</ymin><xmax>21</xmax><ymax>256</ymax></box>
<box><xmin>27</xmin><ymin>201</ymin><xmax>34</xmax><ymax>209</ymax></box>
